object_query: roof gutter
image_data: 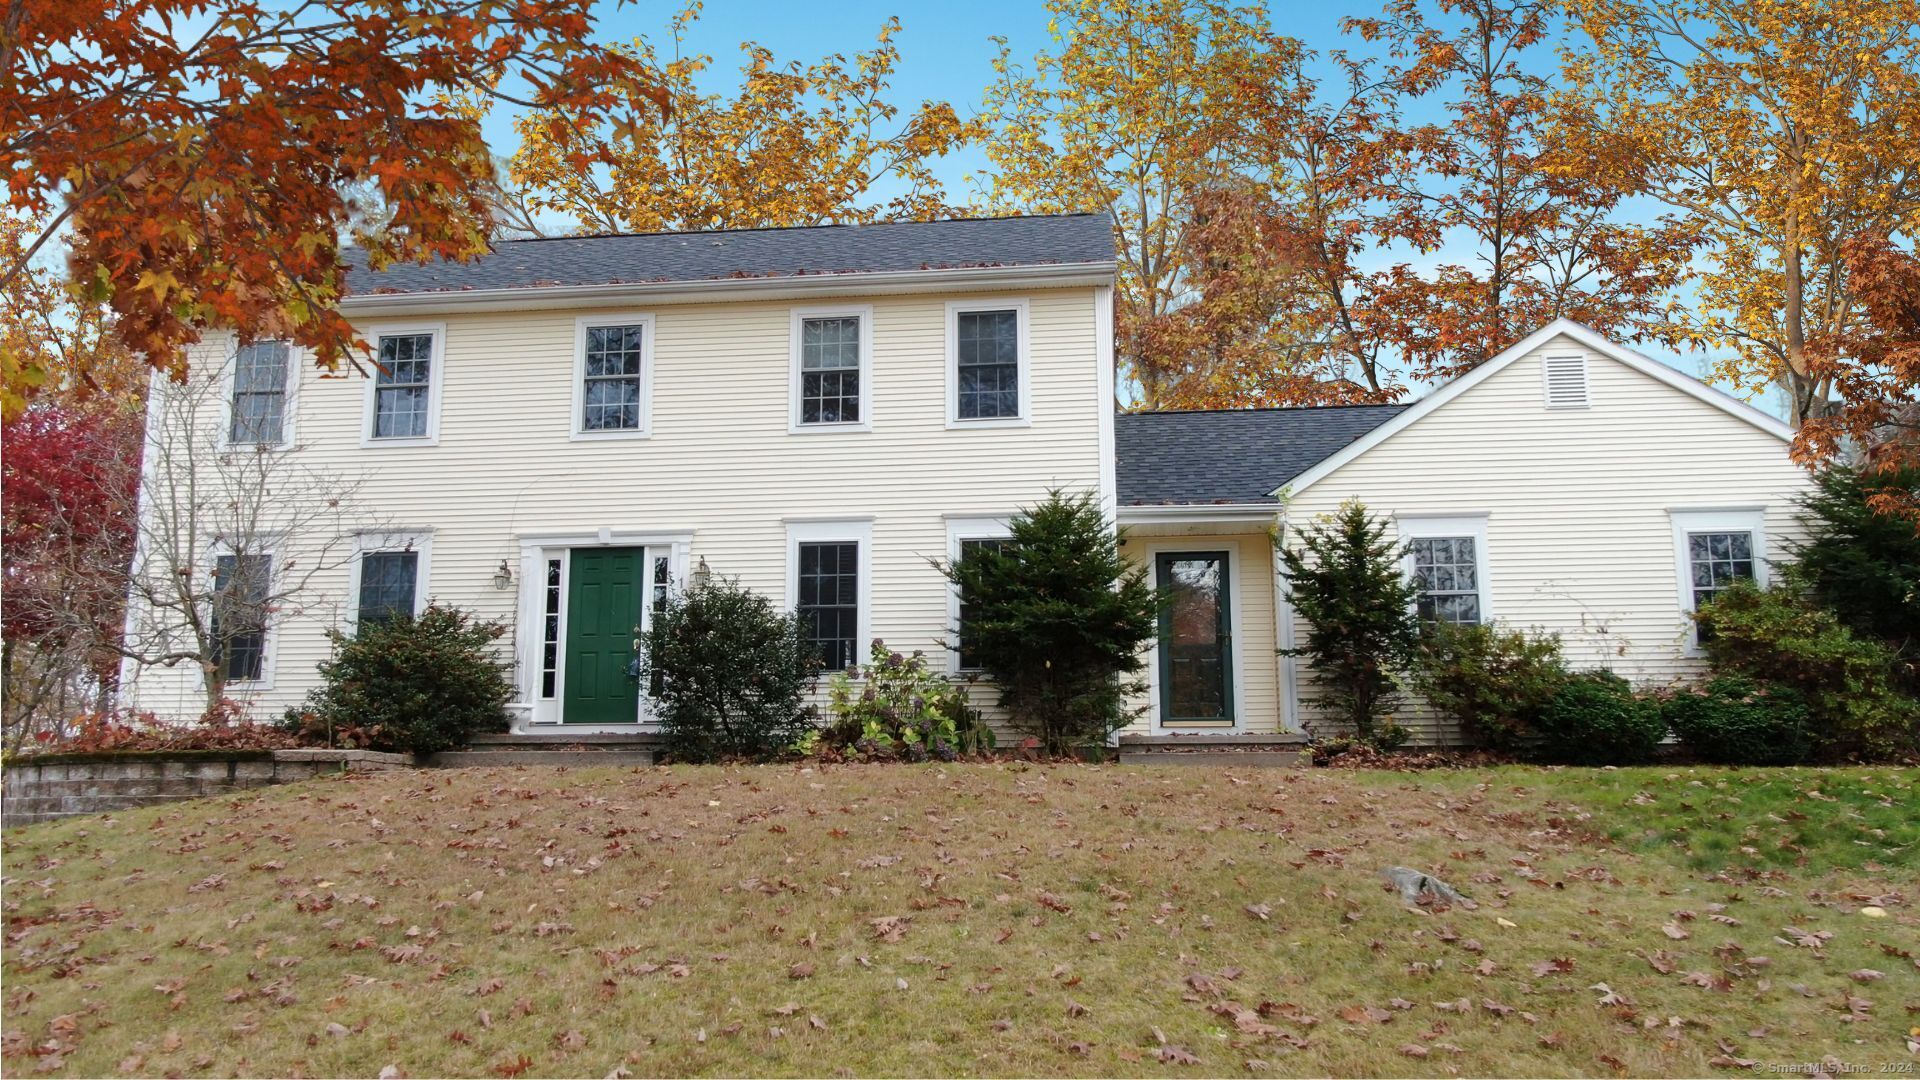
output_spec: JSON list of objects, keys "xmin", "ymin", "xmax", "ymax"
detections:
[
  {"xmin": 1116, "ymin": 502, "xmax": 1280, "ymax": 525},
  {"xmin": 338, "ymin": 261, "xmax": 1119, "ymax": 316}
]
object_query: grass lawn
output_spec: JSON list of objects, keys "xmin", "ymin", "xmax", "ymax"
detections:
[{"xmin": 3, "ymin": 763, "xmax": 1915, "ymax": 1077}]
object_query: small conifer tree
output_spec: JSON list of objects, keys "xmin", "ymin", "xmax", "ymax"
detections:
[
  {"xmin": 1280, "ymin": 499, "xmax": 1420, "ymax": 746},
  {"xmin": 941, "ymin": 490, "xmax": 1160, "ymax": 754}
]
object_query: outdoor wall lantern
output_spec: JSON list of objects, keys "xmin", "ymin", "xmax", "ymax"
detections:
[
  {"xmin": 692, "ymin": 556, "xmax": 712, "ymax": 588},
  {"xmin": 492, "ymin": 560, "xmax": 514, "ymax": 591}
]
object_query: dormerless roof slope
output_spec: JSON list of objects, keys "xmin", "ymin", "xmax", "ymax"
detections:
[
  {"xmin": 1115, "ymin": 405, "xmax": 1409, "ymax": 506},
  {"xmin": 344, "ymin": 213, "xmax": 1116, "ymax": 296}
]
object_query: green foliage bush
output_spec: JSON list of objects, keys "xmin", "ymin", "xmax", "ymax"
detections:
[
  {"xmin": 940, "ymin": 490, "xmax": 1160, "ymax": 754},
  {"xmin": 1279, "ymin": 499, "xmax": 1421, "ymax": 748},
  {"xmin": 297, "ymin": 605, "xmax": 512, "ymax": 755},
  {"xmin": 824, "ymin": 641, "xmax": 994, "ymax": 761},
  {"xmin": 1789, "ymin": 465, "xmax": 1920, "ymax": 694},
  {"xmin": 1533, "ymin": 669, "xmax": 1664, "ymax": 765},
  {"xmin": 1413, "ymin": 622, "xmax": 1569, "ymax": 749},
  {"xmin": 1663, "ymin": 676, "xmax": 1814, "ymax": 765},
  {"xmin": 1696, "ymin": 581, "xmax": 1917, "ymax": 760},
  {"xmin": 640, "ymin": 576, "xmax": 819, "ymax": 762}
]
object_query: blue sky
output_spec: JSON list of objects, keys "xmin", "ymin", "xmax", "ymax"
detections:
[{"xmin": 488, "ymin": 1, "xmax": 1766, "ymax": 408}]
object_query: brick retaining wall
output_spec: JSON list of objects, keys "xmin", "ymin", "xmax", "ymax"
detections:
[{"xmin": 2, "ymin": 749, "xmax": 414, "ymax": 826}]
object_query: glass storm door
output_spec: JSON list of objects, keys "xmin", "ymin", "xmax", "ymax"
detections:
[
  {"xmin": 563, "ymin": 547, "xmax": 647, "ymax": 724},
  {"xmin": 1156, "ymin": 551, "xmax": 1233, "ymax": 725}
]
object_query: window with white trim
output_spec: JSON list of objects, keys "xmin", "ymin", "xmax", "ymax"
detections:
[
  {"xmin": 956, "ymin": 310, "xmax": 1019, "ymax": 419},
  {"xmin": 947, "ymin": 301, "xmax": 1029, "ymax": 425},
  {"xmin": 1686, "ymin": 531, "xmax": 1755, "ymax": 611},
  {"xmin": 955, "ymin": 537, "xmax": 1006, "ymax": 669},
  {"xmin": 229, "ymin": 341, "xmax": 290, "ymax": 445},
  {"xmin": 788, "ymin": 520, "xmax": 871, "ymax": 673},
  {"xmin": 1398, "ymin": 515, "xmax": 1492, "ymax": 626},
  {"xmin": 1409, "ymin": 537, "xmax": 1482, "ymax": 625},
  {"xmin": 797, "ymin": 542, "xmax": 859, "ymax": 670},
  {"xmin": 356, "ymin": 551, "xmax": 419, "ymax": 627},
  {"xmin": 540, "ymin": 557, "xmax": 563, "ymax": 699},
  {"xmin": 1669, "ymin": 509, "xmax": 1767, "ymax": 647},
  {"xmin": 581, "ymin": 323, "xmax": 646, "ymax": 432},
  {"xmin": 797, "ymin": 314, "xmax": 863, "ymax": 426},
  {"xmin": 371, "ymin": 332, "xmax": 435, "ymax": 440},
  {"xmin": 571, "ymin": 314, "xmax": 653, "ymax": 438},
  {"xmin": 211, "ymin": 552, "xmax": 271, "ymax": 683}
]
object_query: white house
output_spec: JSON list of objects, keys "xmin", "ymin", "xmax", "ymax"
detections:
[
  {"xmin": 1113, "ymin": 320, "xmax": 1811, "ymax": 742},
  {"xmin": 117, "ymin": 215, "xmax": 1813, "ymax": 744}
]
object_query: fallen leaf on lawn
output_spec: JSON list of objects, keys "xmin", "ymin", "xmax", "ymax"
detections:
[
  {"xmin": 1661, "ymin": 923, "xmax": 1690, "ymax": 940},
  {"xmin": 1847, "ymin": 969, "xmax": 1884, "ymax": 982},
  {"xmin": 1399, "ymin": 1044, "xmax": 1429, "ymax": 1058},
  {"xmin": 788, "ymin": 963, "xmax": 815, "ymax": 980},
  {"xmin": 1531, "ymin": 958, "xmax": 1575, "ymax": 977},
  {"xmin": 869, "ymin": 916, "xmax": 910, "ymax": 943},
  {"xmin": 1337, "ymin": 1004, "xmax": 1393, "ymax": 1025},
  {"xmin": 1245, "ymin": 903, "xmax": 1273, "ymax": 921},
  {"xmin": 1494, "ymin": 917, "xmax": 1517, "ymax": 928},
  {"xmin": 1156, "ymin": 1045, "xmax": 1202, "ymax": 1065}
]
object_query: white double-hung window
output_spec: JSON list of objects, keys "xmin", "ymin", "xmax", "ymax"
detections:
[
  {"xmin": 362, "ymin": 324, "xmax": 444, "ymax": 446},
  {"xmin": 1399, "ymin": 515, "xmax": 1492, "ymax": 626},
  {"xmin": 1670, "ymin": 508, "xmax": 1766, "ymax": 647},
  {"xmin": 790, "ymin": 306, "xmax": 873, "ymax": 432}
]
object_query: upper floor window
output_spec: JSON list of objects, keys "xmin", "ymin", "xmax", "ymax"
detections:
[
  {"xmin": 229, "ymin": 341, "xmax": 290, "ymax": 445},
  {"xmin": 583, "ymin": 325, "xmax": 645, "ymax": 431},
  {"xmin": 211, "ymin": 552, "xmax": 271, "ymax": 683},
  {"xmin": 573, "ymin": 314, "xmax": 653, "ymax": 439},
  {"xmin": 365, "ymin": 326, "xmax": 443, "ymax": 445},
  {"xmin": 1409, "ymin": 537, "xmax": 1481, "ymax": 625},
  {"xmin": 792, "ymin": 309, "xmax": 870, "ymax": 430},
  {"xmin": 947, "ymin": 300, "xmax": 1029, "ymax": 426}
]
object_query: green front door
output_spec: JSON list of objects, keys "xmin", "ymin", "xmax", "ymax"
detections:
[
  {"xmin": 563, "ymin": 547, "xmax": 647, "ymax": 724},
  {"xmin": 1156, "ymin": 550, "xmax": 1234, "ymax": 726}
]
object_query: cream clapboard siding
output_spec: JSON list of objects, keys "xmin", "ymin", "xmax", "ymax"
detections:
[
  {"xmin": 1116, "ymin": 528, "xmax": 1281, "ymax": 735},
  {"xmin": 1281, "ymin": 333, "xmax": 1812, "ymax": 743},
  {"xmin": 121, "ymin": 286, "xmax": 1108, "ymax": 722}
]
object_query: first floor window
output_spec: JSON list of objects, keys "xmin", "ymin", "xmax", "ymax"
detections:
[
  {"xmin": 211, "ymin": 553, "xmax": 270, "ymax": 682},
  {"xmin": 582, "ymin": 323, "xmax": 645, "ymax": 431},
  {"xmin": 1687, "ymin": 531, "xmax": 1755, "ymax": 612},
  {"xmin": 956, "ymin": 537, "xmax": 1005, "ymax": 670},
  {"xmin": 373, "ymin": 332, "xmax": 434, "ymax": 439},
  {"xmin": 357, "ymin": 551, "xmax": 419, "ymax": 627},
  {"xmin": 230, "ymin": 340, "xmax": 289, "ymax": 444},
  {"xmin": 1409, "ymin": 536, "xmax": 1481, "ymax": 625},
  {"xmin": 797, "ymin": 541, "xmax": 859, "ymax": 670},
  {"xmin": 955, "ymin": 308, "xmax": 1020, "ymax": 420},
  {"xmin": 799, "ymin": 315, "xmax": 862, "ymax": 425}
]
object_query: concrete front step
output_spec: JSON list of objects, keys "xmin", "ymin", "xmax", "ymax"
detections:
[
  {"xmin": 1118, "ymin": 749, "xmax": 1307, "ymax": 767},
  {"xmin": 469, "ymin": 732, "xmax": 665, "ymax": 748},
  {"xmin": 426, "ymin": 750, "xmax": 656, "ymax": 769}
]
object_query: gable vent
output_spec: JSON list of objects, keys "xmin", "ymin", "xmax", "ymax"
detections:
[{"xmin": 1542, "ymin": 354, "xmax": 1590, "ymax": 409}]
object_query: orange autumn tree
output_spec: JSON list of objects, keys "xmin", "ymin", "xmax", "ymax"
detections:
[
  {"xmin": 1348, "ymin": 0, "xmax": 1696, "ymax": 383},
  {"xmin": 1801, "ymin": 236, "xmax": 1920, "ymax": 521},
  {"xmin": 2, "ymin": 0, "xmax": 666, "ymax": 413},
  {"xmin": 1561, "ymin": 0, "xmax": 1920, "ymax": 427},
  {"xmin": 509, "ymin": 5, "xmax": 974, "ymax": 233},
  {"xmin": 978, "ymin": 0, "xmax": 1328, "ymax": 409}
]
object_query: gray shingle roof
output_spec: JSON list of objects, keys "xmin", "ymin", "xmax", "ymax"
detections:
[
  {"xmin": 344, "ymin": 213, "xmax": 1115, "ymax": 296},
  {"xmin": 1115, "ymin": 405, "xmax": 1409, "ymax": 505}
]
